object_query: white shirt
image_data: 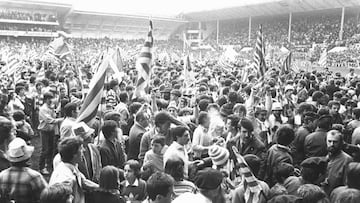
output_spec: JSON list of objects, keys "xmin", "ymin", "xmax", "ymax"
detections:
[
  {"xmin": 173, "ymin": 192, "xmax": 211, "ymax": 203},
  {"xmin": 164, "ymin": 141, "xmax": 189, "ymax": 177}
]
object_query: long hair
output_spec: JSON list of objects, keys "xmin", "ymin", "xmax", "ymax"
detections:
[{"xmin": 99, "ymin": 166, "xmax": 120, "ymax": 190}]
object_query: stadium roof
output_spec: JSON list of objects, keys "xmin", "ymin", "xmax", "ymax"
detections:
[
  {"xmin": 0, "ymin": 0, "xmax": 72, "ymax": 15},
  {"xmin": 184, "ymin": 0, "xmax": 360, "ymax": 21}
]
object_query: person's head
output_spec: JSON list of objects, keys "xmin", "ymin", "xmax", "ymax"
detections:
[
  {"xmin": 353, "ymin": 108, "xmax": 360, "ymax": 120},
  {"xmin": 63, "ymin": 102, "xmax": 78, "ymax": 118},
  {"xmin": 233, "ymin": 104, "xmax": 246, "ymax": 119},
  {"xmin": 15, "ymin": 85, "xmax": 25, "ymax": 96},
  {"xmin": 317, "ymin": 115, "xmax": 332, "ymax": 130},
  {"xmin": 171, "ymin": 126, "xmax": 190, "ymax": 146},
  {"xmin": 346, "ymin": 162, "xmax": 360, "ymax": 190},
  {"xmin": 198, "ymin": 111, "xmax": 210, "ymax": 129},
  {"xmin": 147, "ymin": 172, "xmax": 174, "ymax": 203},
  {"xmin": 124, "ymin": 160, "xmax": 141, "ymax": 181},
  {"xmin": 154, "ymin": 112, "xmax": 173, "ymax": 133},
  {"xmin": 255, "ymin": 109, "xmax": 267, "ymax": 122},
  {"xmin": 135, "ymin": 110, "xmax": 150, "ymax": 128},
  {"xmin": 328, "ymin": 100, "xmax": 340, "ymax": 114},
  {"xmin": 119, "ymin": 92, "xmax": 128, "ymax": 103},
  {"xmin": 12, "ymin": 110, "xmax": 25, "ymax": 121},
  {"xmin": 300, "ymin": 157, "xmax": 328, "ymax": 184},
  {"xmin": 43, "ymin": 92, "xmax": 54, "ymax": 105},
  {"xmin": 40, "ymin": 183, "xmax": 73, "ymax": 203},
  {"xmin": 0, "ymin": 116, "xmax": 15, "ymax": 144},
  {"xmin": 58, "ymin": 136, "xmax": 83, "ymax": 164},
  {"xmin": 109, "ymin": 79, "xmax": 119, "ymax": 91},
  {"xmin": 101, "ymin": 120, "xmax": 118, "ymax": 141},
  {"xmin": 208, "ymin": 145, "xmax": 229, "ymax": 167},
  {"xmin": 99, "ymin": 165, "xmax": 120, "ymax": 190},
  {"xmin": 237, "ymin": 118, "xmax": 254, "ymax": 144},
  {"xmin": 297, "ymin": 184, "xmax": 329, "ymax": 203},
  {"xmin": 274, "ymin": 162, "xmax": 295, "ymax": 184},
  {"xmin": 194, "ymin": 168, "xmax": 225, "ymax": 203},
  {"xmin": 164, "ymin": 158, "xmax": 185, "ymax": 181},
  {"xmin": 226, "ymin": 114, "xmax": 240, "ymax": 133},
  {"xmin": 326, "ymin": 129, "xmax": 343, "ymax": 156},
  {"xmin": 151, "ymin": 136, "xmax": 165, "ymax": 154},
  {"xmin": 275, "ymin": 125, "xmax": 295, "ymax": 146},
  {"xmin": 333, "ymin": 188, "xmax": 360, "ymax": 203}
]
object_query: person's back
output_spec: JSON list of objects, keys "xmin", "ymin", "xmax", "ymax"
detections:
[
  {"xmin": 0, "ymin": 166, "xmax": 47, "ymax": 203},
  {"xmin": 304, "ymin": 129, "xmax": 328, "ymax": 158},
  {"xmin": 88, "ymin": 189, "xmax": 125, "ymax": 203}
]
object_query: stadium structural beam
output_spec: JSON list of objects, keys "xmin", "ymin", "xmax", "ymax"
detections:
[
  {"xmin": 339, "ymin": 7, "xmax": 345, "ymax": 41},
  {"xmin": 248, "ymin": 16, "xmax": 251, "ymax": 43},
  {"xmin": 288, "ymin": 12, "xmax": 292, "ymax": 43},
  {"xmin": 216, "ymin": 19, "xmax": 219, "ymax": 45}
]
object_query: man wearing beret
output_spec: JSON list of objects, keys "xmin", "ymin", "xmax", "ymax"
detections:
[{"xmin": 172, "ymin": 168, "xmax": 226, "ymax": 203}]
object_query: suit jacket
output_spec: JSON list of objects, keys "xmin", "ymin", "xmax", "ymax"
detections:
[
  {"xmin": 128, "ymin": 122, "xmax": 147, "ymax": 160},
  {"xmin": 99, "ymin": 139, "xmax": 126, "ymax": 169}
]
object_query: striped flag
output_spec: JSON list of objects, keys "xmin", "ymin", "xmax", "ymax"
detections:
[
  {"xmin": 48, "ymin": 36, "xmax": 71, "ymax": 60},
  {"xmin": 76, "ymin": 55, "xmax": 109, "ymax": 124},
  {"xmin": 281, "ymin": 52, "xmax": 292, "ymax": 73},
  {"xmin": 253, "ymin": 24, "xmax": 266, "ymax": 78},
  {"xmin": 232, "ymin": 146, "xmax": 263, "ymax": 203},
  {"xmin": 319, "ymin": 48, "xmax": 327, "ymax": 67},
  {"xmin": 133, "ymin": 20, "xmax": 153, "ymax": 99},
  {"xmin": 2, "ymin": 55, "xmax": 22, "ymax": 75}
]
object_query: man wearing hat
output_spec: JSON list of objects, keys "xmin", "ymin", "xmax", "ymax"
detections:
[
  {"xmin": 173, "ymin": 168, "xmax": 225, "ymax": 203},
  {"xmin": 0, "ymin": 138, "xmax": 47, "ymax": 203}
]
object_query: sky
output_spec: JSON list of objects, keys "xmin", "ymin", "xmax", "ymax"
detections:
[{"xmin": 43, "ymin": 0, "xmax": 276, "ymax": 17}]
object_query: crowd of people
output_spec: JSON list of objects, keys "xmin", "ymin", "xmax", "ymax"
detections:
[
  {"xmin": 1, "ymin": 31, "xmax": 360, "ymax": 203},
  {"xmin": 0, "ymin": 8, "xmax": 358, "ymax": 203},
  {"xmin": 0, "ymin": 10, "xmax": 57, "ymax": 22},
  {"xmin": 207, "ymin": 12, "xmax": 360, "ymax": 47},
  {"xmin": 0, "ymin": 24, "xmax": 58, "ymax": 32}
]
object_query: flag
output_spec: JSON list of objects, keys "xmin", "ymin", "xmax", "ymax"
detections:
[
  {"xmin": 76, "ymin": 55, "xmax": 109, "ymax": 124},
  {"xmin": 231, "ymin": 146, "xmax": 263, "ymax": 203},
  {"xmin": 183, "ymin": 55, "xmax": 195, "ymax": 88},
  {"xmin": 108, "ymin": 47, "xmax": 124, "ymax": 80},
  {"xmin": 48, "ymin": 36, "xmax": 71, "ymax": 60},
  {"xmin": 319, "ymin": 48, "xmax": 327, "ymax": 67},
  {"xmin": 281, "ymin": 52, "xmax": 292, "ymax": 73},
  {"xmin": 2, "ymin": 55, "xmax": 21, "ymax": 75},
  {"xmin": 133, "ymin": 20, "xmax": 153, "ymax": 99},
  {"xmin": 254, "ymin": 24, "xmax": 266, "ymax": 78}
]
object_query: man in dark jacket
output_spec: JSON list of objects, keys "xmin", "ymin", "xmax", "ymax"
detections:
[
  {"xmin": 227, "ymin": 118, "xmax": 266, "ymax": 178},
  {"xmin": 99, "ymin": 120, "xmax": 126, "ymax": 169},
  {"xmin": 293, "ymin": 112, "xmax": 318, "ymax": 166},
  {"xmin": 265, "ymin": 125, "xmax": 295, "ymax": 187},
  {"xmin": 304, "ymin": 115, "xmax": 332, "ymax": 159},
  {"xmin": 128, "ymin": 111, "xmax": 150, "ymax": 160}
]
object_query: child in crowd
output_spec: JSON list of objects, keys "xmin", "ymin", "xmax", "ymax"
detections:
[
  {"xmin": 121, "ymin": 160, "xmax": 147, "ymax": 202},
  {"xmin": 143, "ymin": 135, "xmax": 168, "ymax": 172}
]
